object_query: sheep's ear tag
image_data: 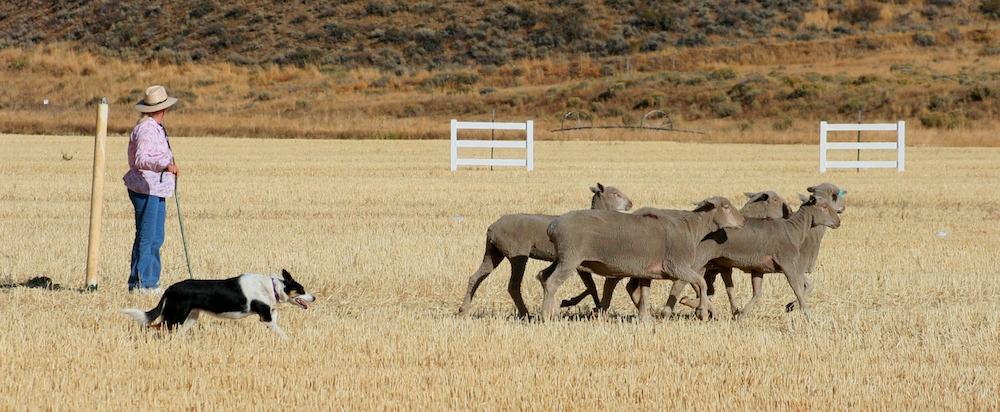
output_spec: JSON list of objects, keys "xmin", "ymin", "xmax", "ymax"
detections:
[{"xmin": 838, "ymin": 189, "xmax": 846, "ymax": 198}]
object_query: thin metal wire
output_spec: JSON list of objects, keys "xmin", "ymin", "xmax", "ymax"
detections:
[{"xmin": 174, "ymin": 177, "xmax": 194, "ymax": 279}]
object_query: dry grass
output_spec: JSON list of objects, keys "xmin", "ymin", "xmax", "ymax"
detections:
[{"xmin": 1, "ymin": 134, "xmax": 998, "ymax": 410}]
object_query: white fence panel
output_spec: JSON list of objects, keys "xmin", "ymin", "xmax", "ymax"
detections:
[
  {"xmin": 819, "ymin": 121, "xmax": 905, "ymax": 172},
  {"xmin": 451, "ymin": 119, "xmax": 534, "ymax": 171}
]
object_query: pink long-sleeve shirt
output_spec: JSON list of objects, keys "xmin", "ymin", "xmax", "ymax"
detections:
[{"xmin": 123, "ymin": 117, "xmax": 174, "ymax": 198}]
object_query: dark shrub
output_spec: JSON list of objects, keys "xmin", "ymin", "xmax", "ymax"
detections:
[
  {"xmin": 772, "ymin": 118, "xmax": 793, "ymax": 131},
  {"xmin": 402, "ymin": 104, "xmax": 424, "ymax": 117},
  {"xmin": 921, "ymin": 6, "xmax": 940, "ymax": 21},
  {"xmin": 189, "ymin": 0, "xmax": 218, "ymax": 19},
  {"xmin": 928, "ymin": 95, "xmax": 950, "ymax": 111},
  {"xmin": 413, "ymin": 28, "xmax": 442, "ymax": 53},
  {"xmin": 605, "ymin": 35, "xmax": 629, "ymax": 56},
  {"xmin": 640, "ymin": 32, "xmax": 670, "ymax": 52},
  {"xmin": 675, "ymin": 32, "xmax": 707, "ymax": 48},
  {"xmin": 713, "ymin": 100, "xmax": 742, "ymax": 118},
  {"xmin": 324, "ymin": 24, "xmax": 353, "ymax": 42},
  {"xmin": 968, "ymin": 84, "xmax": 994, "ymax": 101},
  {"xmin": 842, "ymin": 2, "xmax": 882, "ymax": 26},
  {"xmin": 913, "ymin": 32, "xmax": 937, "ymax": 47},
  {"xmin": 365, "ymin": 1, "xmax": 397, "ymax": 17}
]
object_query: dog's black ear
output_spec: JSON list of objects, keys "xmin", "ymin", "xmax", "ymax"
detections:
[{"xmin": 282, "ymin": 269, "xmax": 293, "ymax": 282}]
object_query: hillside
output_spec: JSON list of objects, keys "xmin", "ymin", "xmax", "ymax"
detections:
[
  {"xmin": 0, "ymin": 0, "xmax": 985, "ymax": 68},
  {"xmin": 2, "ymin": 0, "xmax": 1000, "ymax": 145}
]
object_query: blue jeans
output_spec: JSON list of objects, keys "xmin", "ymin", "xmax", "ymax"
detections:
[{"xmin": 128, "ymin": 190, "xmax": 166, "ymax": 290}]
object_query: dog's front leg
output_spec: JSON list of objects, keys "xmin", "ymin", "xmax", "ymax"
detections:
[
  {"xmin": 251, "ymin": 300, "xmax": 290, "ymax": 340},
  {"xmin": 264, "ymin": 313, "xmax": 292, "ymax": 340},
  {"xmin": 264, "ymin": 313, "xmax": 290, "ymax": 341}
]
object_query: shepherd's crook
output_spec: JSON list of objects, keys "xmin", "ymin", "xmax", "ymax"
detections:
[{"xmin": 175, "ymin": 177, "xmax": 194, "ymax": 279}]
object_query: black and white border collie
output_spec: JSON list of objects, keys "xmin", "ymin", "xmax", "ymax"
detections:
[{"xmin": 122, "ymin": 269, "xmax": 315, "ymax": 340}]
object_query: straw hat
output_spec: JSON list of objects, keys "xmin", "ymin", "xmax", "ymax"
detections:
[{"xmin": 134, "ymin": 85, "xmax": 179, "ymax": 113}]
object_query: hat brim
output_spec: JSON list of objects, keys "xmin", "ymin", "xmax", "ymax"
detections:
[{"xmin": 135, "ymin": 97, "xmax": 178, "ymax": 113}]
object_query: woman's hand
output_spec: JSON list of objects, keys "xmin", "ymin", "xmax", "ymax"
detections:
[{"xmin": 165, "ymin": 163, "xmax": 179, "ymax": 176}]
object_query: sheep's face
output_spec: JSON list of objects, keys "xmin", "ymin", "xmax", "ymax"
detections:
[
  {"xmin": 742, "ymin": 191, "xmax": 791, "ymax": 219},
  {"xmin": 809, "ymin": 196, "xmax": 842, "ymax": 229},
  {"xmin": 808, "ymin": 183, "xmax": 847, "ymax": 214},
  {"xmin": 698, "ymin": 197, "xmax": 746, "ymax": 230},
  {"xmin": 592, "ymin": 183, "xmax": 633, "ymax": 211}
]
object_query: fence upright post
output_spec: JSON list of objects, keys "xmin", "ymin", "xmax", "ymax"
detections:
[
  {"xmin": 450, "ymin": 119, "xmax": 458, "ymax": 171},
  {"xmin": 526, "ymin": 120, "xmax": 534, "ymax": 171},
  {"xmin": 897, "ymin": 121, "xmax": 905, "ymax": 171},
  {"xmin": 819, "ymin": 121, "xmax": 828, "ymax": 173}
]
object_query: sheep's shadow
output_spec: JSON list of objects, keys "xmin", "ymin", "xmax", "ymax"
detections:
[{"xmin": 462, "ymin": 307, "xmax": 712, "ymax": 324}]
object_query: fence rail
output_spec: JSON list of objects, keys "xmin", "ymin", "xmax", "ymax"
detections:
[
  {"xmin": 819, "ymin": 121, "xmax": 904, "ymax": 172},
  {"xmin": 450, "ymin": 119, "xmax": 533, "ymax": 171}
]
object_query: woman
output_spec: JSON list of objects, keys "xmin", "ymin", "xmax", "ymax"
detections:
[{"xmin": 123, "ymin": 85, "xmax": 180, "ymax": 294}]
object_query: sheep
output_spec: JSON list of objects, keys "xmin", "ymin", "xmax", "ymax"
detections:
[
  {"xmin": 660, "ymin": 190, "xmax": 791, "ymax": 312},
  {"xmin": 702, "ymin": 191, "xmax": 791, "ymax": 296},
  {"xmin": 784, "ymin": 183, "xmax": 847, "ymax": 311},
  {"xmin": 562, "ymin": 191, "xmax": 789, "ymax": 313},
  {"xmin": 801, "ymin": 183, "xmax": 847, "ymax": 273},
  {"xmin": 670, "ymin": 183, "xmax": 847, "ymax": 316},
  {"xmin": 537, "ymin": 197, "xmax": 746, "ymax": 322},
  {"xmin": 669, "ymin": 193, "xmax": 842, "ymax": 320},
  {"xmin": 457, "ymin": 183, "xmax": 633, "ymax": 317},
  {"xmin": 557, "ymin": 205, "xmax": 687, "ymax": 310},
  {"xmin": 740, "ymin": 191, "xmax": 793, "ymax": 221}
]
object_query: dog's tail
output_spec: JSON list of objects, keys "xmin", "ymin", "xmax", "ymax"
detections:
[{"xmin": 122, "ymin": 296, "xmax": 167, "ymax": 325}]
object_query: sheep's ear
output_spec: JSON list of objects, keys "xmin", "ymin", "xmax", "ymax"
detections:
[
  {"xmin": 807, "ymin": 186, "xmax": 817, "ymax": 193},
  {"xmin": 797, "ymin": 193, "xmax": 811, "ymax": 204},
  {"xmin": 744, "ymin": 191, "xmax": 757, "ymax": 199},
  {"xmin": 782, "ymin": 202, "xmax": 792, "ymax": 218},
  {"xmin": 693, "ymin": 198, "xmax": 717, "ymax": 212}
]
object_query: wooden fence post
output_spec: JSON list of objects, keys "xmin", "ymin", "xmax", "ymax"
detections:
[{"xmin": 85, "ymin": 98, "xmax": 108, "ymax": 291}]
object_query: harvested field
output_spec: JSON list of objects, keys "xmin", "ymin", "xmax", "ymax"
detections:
[{"xmin": 1, "ymin": 134, "xmax": 998, "ymax": 410}]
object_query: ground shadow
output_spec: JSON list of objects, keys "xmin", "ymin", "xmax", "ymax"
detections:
[{"xmin": 0, "ymin": 276, "xmax": 85, "ymax": 292}]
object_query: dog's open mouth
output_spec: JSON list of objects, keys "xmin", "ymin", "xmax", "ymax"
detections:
[{"xmin": 294, "ymin": 298, "xmax": 309, "ymax": 309}]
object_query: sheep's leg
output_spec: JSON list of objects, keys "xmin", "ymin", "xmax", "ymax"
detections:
[
  {"xmin": 737, "ymin": 272, "xmax": 765, "ymax": 320},
  {"xmin": 685, "ymin": 267, "xmax": 739, "ymax": 318},
  {"xmin": 785, "ymin": 274, "xmax": 813, "ymax": 312},
  {"xmin": 668, "ymin": 263, "xmax": 710, "ymax": 320},
  {"xmin": 598, "ymin": 277, "xmax": 622, "ymax": 312},
  {"xmin": 661, "ymin": 279, "xmax": 688, "ymax": 317},
  {"xmin": 684, "ymin": 267, "xmax": 721, "ymax": 319},
  {"xmin": 718, "ymin": 268, "xmax": 740, "ymax": 319},
  {"xmin": 458, "ymin": 244, "xmax": 505, "ymax": 316},
  {"xmin": 636, "ymin": 279, "xmax": 652, "ymax": 323},
  {"xmin": 689, "ymin": 281, "xmax": 718, "ymax": 319},
  {"xmin": 536, "ymin": 261, "xmax": 557, "ymax": 282},
  {"xmin": 625, "ymin": 278, "xmax": 640, "ymax": 307},
  {"xmin": 784, "ymin": 271, "xmax": 813, "ymax": 321},
  {"xmin": 507, "ymin": 256, "xmax": 531, "ymax": 317},
  {"xmin": 560, "ymin": 270, "xmax": 600, "ymax": 308},
  {"xmin": 704, "ymin": 269, "xmax": 718, "ymax": 297},
  {"xmin": 539, "ymin": 261, "xmax": 577, "ymax": 321},
  {"xmin": 677, "ymin": 266, "xmax": 720, "ymax": 309}
]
